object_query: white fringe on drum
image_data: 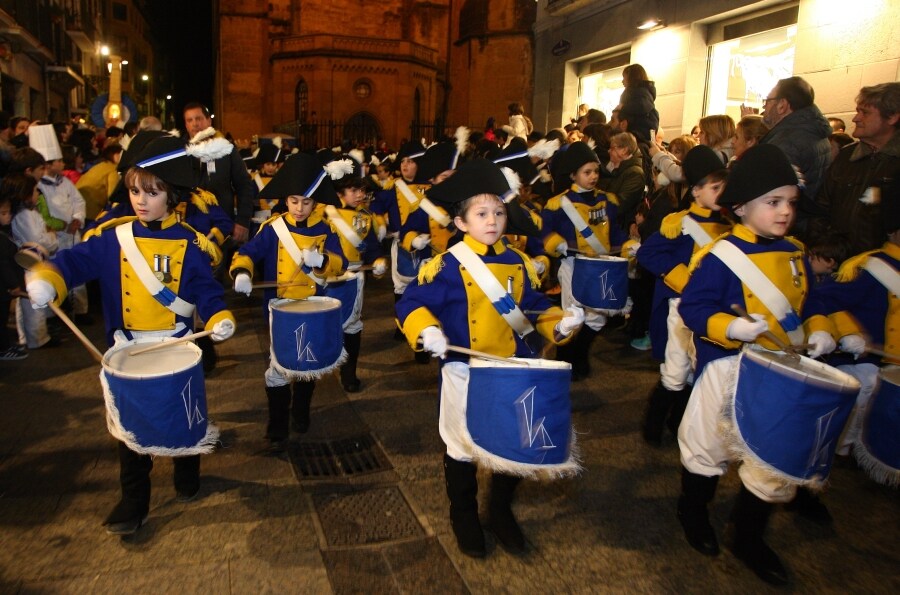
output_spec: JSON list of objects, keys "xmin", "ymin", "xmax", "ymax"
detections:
[
  {"xmin": 269, "ymin": 346, "xmax": 348, "ymax": 381},
  {"xmin": 100, "ymin": 372, "xmax": 220, "ymax": 457},
  {"xmin": 718, "ymin": 354, "xmax": 829, "ymax": 490},
  {"xmin": 468, "ymin": 433, "xmax": 583, "ymax": 481},
  {"xmin": 853, "ymin": 442, "xmax": 900, "ymax": 487}
]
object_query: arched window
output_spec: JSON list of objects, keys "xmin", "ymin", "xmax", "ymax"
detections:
[{"xmin": 295, "ymin": 79, "xmax": 309, "ymax": 122}]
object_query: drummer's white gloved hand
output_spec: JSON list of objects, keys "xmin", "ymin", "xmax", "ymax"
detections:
[
  {"xmin": 376, "ymin": 224, "xmax": 387, "ymax": 241},
  {"xmin": 531, "ymin": 258, "xmax": 546, "ymax": 275},
  {"xmin": 25, "ymin": 278, "xmax": 55, "ymax": 309},
  {"xmin": 301, "ymin": 248, "xmax": 325, "ymax": 269},
  {"xmin": 839, "ymin": 334, "xmax": 866, "ymax": 356},
  {"xmin": 233, "ymin": 273, "xmax": 252, "ymax": 296},
  {"xmin": 726, "ymin": 313, "xmax": 768, "ymax": 342},
  {"xmin": 411, "ymin": 234, "xmax": 431, "ymax": 250},
  {"xmin": 420, "ymin": 325, "xmax": 448, "ymax": 358},
  {"xmin": 807, "ymin": 330, "xmax": 837, "ymax": 358},
  {"xmin": 371, "ymin": 258, "xmax": 387, "ymax": 277},
  {"xmin": 210, "ymin": 319, "xmax": 235, "ymax": 342},
  {"xmin": 556, "ymin": 306, "xmax": 585, "ymax": 337},
  {"xmin": 555, "ymin": 241, "xmax": 568, "ymax": 257}
]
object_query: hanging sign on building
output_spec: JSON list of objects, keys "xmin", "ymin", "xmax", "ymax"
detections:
[{"xmin": 552, "ymin": 40, "xmax": 571, "ymax": 56}]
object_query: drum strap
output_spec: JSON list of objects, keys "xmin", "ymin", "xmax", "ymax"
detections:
[
  {"xmin": 324, "ymin": 205, "xmax": 364, "ymax": 249},
  {"xmin": 864, "ymin": 257, "xmax": 900, "ymax": 297},
  {"xmin": 396, "ymin": 180, "xmax": 451, "ymax": 227},
  {"xmin": 271, "ymin": 216, "xmax": 326, "ymax": 287},
  {"xmin": 710, "ymin": 240, "xmax": 805, "ymax": 345},
  {"xmin": 115, "ymin": 223, "xmax": 196, "ymax": 318},
  {"xmin": 448, "ymin": 242, "xmax": 535, "ymax": 338},
  {"xmin": 682, "ymin": 216, "xmax": 713, "ymax": 247},
  {"xmin": 560, "ymin": 196, "xmax": 607, "ymax": 255}
]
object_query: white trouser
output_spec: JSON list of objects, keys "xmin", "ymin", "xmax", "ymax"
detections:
[
  {"xmin": 678, "ymin": 355, "xmax": 797, "ymax": 503},
  {"xmin": 16, "ymin": 298, "xmax": 49, "ymax": 349},
  {"xmin": 558, "ymin": 257, "xmax": 607, "ymax": 332},
  {"xmin": 57, "ymin": 231, "xmax": 88, "ymax": 315},
  {"xmin": 440, "ymin": 362, "xmax": 476, "ymax": 462},
  {"xmin": 659, "ymin": 298, "xmax": 696, "ymax": 391},
  {"xmin": 341, "ymin": 271, "xmax": 365, "ymax": 335},
  {"xmin": 390, "ymin": 238, "xmax": 415, "ymax": 295},
  {"xmin": 835, "ymin": 363, "xmax": 880, "ymax": 456}
]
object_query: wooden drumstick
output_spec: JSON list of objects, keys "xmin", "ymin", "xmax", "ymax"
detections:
[
  {"xmin": 251, "ymin": 280, "xmax": 311, "ymax": 290},
  {"xmin": 128, "ymin": 330, "xmax": 215, "ymax": 356},
  {"xmin": 864, "ymin": 345, "xmax": 900, "ymax": 360},
  {"xmin": 47, "ymin": 302, "xmax": 104, "ymax": 363},
  {"xmin": 730, "ymin": 304, "xmax": 799, "ymax": 356},
  {"xmin": 446, "ymin": 344, "xmax": 539, "ymax": 365}
]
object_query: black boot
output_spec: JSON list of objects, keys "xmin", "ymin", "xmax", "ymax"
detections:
[
  {"xmin": 341, "ymin": 332, "xmax": 362, "ymax": 392},
  {"xmin": 173, "ymin": 455, "xmax": 201, "ymax": 502},
  {"xmin": 571, "ymin": 327, "xmax": 597, "ymax": 380},
  {"xmin": 443, "ymin": 454, "xmax": 485, "ymax": 557},
  {"xmin": 196, "ymin": 334, "xmax": 218, "ymax": 374},
  {"xmin": 784, "ymin": 486, "xmax": 833, "ymax": 525},
  {"xmin": 488, "ymin": 473, "xmax": 526, "ymax": 553},
  {"xmin": 665, "ymin": 386, "xmax": 692, "ymax": 436},
  {"xmin": 731, "ymin": 485, "xmax": 789, "ymax": 585},
  {"xmin": 104, "ymin": 442, "xmax": 152, "ymax": 535},
  {"xmin": 642, "ymin": 381, "xmax": 674, "ymax": 447},
  {"xmin": 393, "ymin": 294, "xmax": 405, "ymax": 341},
  {"xmin": 292, "ymin": 380, "xmax": 315, "ymax": 433},
  {"xmin": 676, "ymin": 467, "xmax": 720, "ymax": 556},
  {"xmin": 265, "ymin": 385, "xmax": 291, "ymax": 443}
]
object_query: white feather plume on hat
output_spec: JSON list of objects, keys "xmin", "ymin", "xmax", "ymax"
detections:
[
  {"xmin": 348, "ymin": 148, "xmax": 365, "ymax": 166},
  {"xmin": 272, "ymin": 136, "xmax": 283, "ymax": 149},
  {"xmin": 528, "ymin": 139, "xmax": 560, "ymax": 161},
  {"xmin": 324, "ymin": 158, "xmax": 355, "ymax": 180},
  {"xmin": 189, "ymin": 127, "xmax": 217, "ymax": 144},
  {"xmin": 167, "ymin": 128, "xmax": 181, "ymax": 138},
  {"xmin": 386, "ymin": 152, "xmax": 397, "ymax": 163},
  {"xmin": 500, "ymin": 166, "xmax": 521, "ymax": 203},
  {"xmin": 584, "ymin": 137, "xmax": 596, "ymax": 150},
  {"xmin": 186, "ymin": 136, "xmax": 233, "ymax": 163},
  {"xmin": 370, "ymin": 155, "xmax": 382, "ymax": 167},
  {"xmin": 455, "ymin": 126, "xmax": 469, "ymax": 158}
]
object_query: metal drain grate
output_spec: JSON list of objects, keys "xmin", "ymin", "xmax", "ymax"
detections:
[
  {"xmin": 313, "ymin": 486, "xmax": 426, "ymax": 546},
  {"xmin": 289, "ymin": 433, "xmax": 392, "ymax": 479}
]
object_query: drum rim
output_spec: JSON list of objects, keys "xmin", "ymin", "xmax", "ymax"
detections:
[
  {"xmin": 742, "ymin": 348, "xmax": 860, "ymax": 394},
  {"xmin": 469, "ymin": 356, "xmax": 572, "ymax": 370},
  {"xmin": 574, "ymin": 254, "xmax": 627, "ymax": 262},
  {"xmin": 270, "ymin": 295, "xmax": 342, "ymax": 312},
  {"xmin": 102, "ymin": 337, "xmax": 202, "ymax": 379}
]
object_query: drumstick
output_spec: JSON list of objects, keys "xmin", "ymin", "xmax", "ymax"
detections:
[
  {"xmin": 128, "ymin": 330, "xmax": 215, "ymax": 356},
  {"xmin": 47, "ymin": 301, "xmax": 104, "ymax": 363},
  {"xmin": 730, "ymin": 304, "xmax": 799, "ymax": 356},
  {"xmin": 446, "ymin": 344, "xmax": 534, "ymax": 365},
  {"xmin": 251, "ymin": 280, "xmax": 311, "ymax": 290},
  {"xmin": 864, "ymin": 345, "xmax": 900, "ymax": 360}
]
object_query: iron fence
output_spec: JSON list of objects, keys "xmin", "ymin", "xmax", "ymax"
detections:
[{"xmin": 273, "ymin": 119, "xmax": 462, "ymax": 152}]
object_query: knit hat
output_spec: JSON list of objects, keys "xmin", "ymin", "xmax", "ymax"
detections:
[
  {"xmin": 28, "ymin": 124, "xmax": 62, "ymax": 161},
  {"xmin": 554, "ymin": 141, "xmax": 599, "ymax": 177},
  {"xmin": 682, "ymin": 145, "xmax": 728, "ymax": 188},
  {"xmin": 258, "ymin": 152, "xmax": 338, "ymax": 206},
  {"xmin": 718, "ymin": 144, "xmax": 798, "ymax": 206}
]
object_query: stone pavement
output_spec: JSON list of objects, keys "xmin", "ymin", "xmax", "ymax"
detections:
[{"xmin": 0, "ymin": 276, "xmax": 898, "ymax": 594}]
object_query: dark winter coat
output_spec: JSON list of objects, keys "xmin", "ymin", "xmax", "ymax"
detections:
[{"xmin": 619, "ymin": 81, "xmax": 660, "ymax": 143}]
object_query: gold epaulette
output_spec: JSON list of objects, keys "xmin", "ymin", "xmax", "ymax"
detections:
[
  {"xmin": 417, "ymin": 252, "xmax": 445, "ymax": 284},
  {"xmin": 687, "ymin": 235, "xmax": 721, "ymax": 272},
  {"xmin": 180, "ymin": 221, "xmax": 223, "ymax": 266},
  {"xmin": 509, "ymin": 246, "xmax": 541, "ymax": 287},
  {"xmin": 190, "ymin": 189, "xmax": 219, "ymax": 213},
  {"xmin": 660, "ymin": 210, "xmax": 689, "ymax": 239},
  {"xmin": 604, "ymin": 191, "xmax": 619, "ymax": 206},
  {"xmin": 785, "ymin": 236, "xmax": 805, "ymax": 251},
  {"xmin": 258, "ymin": 212, "xmax": 283, "ymax": 230},
  {"xmin": 91, "ymin": 216, "xmax": 138, "ymax": 239},
  {"xmin": 836, "ymin": 249, "xmax": 880, "ymax": 282},
  {"xmin": 545, "ymin": 193, "xmax": 565, "ymax": 210}
]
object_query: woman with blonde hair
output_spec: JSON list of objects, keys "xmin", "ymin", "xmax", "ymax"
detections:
[
  {"xmin": 697, "ymin": 114, "xmax": 736, "ymax": 162},
  {"xmin": 732, "ymin": 115, "xmax": 769, "ymax": 160}
]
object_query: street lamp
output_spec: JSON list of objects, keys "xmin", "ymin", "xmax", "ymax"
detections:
[{"xmin": 141, "ymin": 74, "xmax": 149, "ymax": 82}]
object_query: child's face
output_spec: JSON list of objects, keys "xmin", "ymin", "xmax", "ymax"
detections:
[
  {"xmin": 260, "ymin": 162, "xmax": 278, "ymax": 176},
  {"xmin": 570, "ymin": 161, "xmax": 599, "ymax": 190},
  {"xmin": 454, "ymin": 194, "xmax": 506, "ymax": 246},
  {"xmin": 733, "ymin": 185, "xmax": 798, "ymax": 239},
  {"xmin": 26, "ymin": 164, "xmax": 47, "ymax": 182},
  {"xmin": 809, "ymin": 254, "xmax": 836, "ymax": 276},
  {"xmin": 692, "ymin": 179, "xmax": 725, "ymax": 211},
  {"xmin": 286, "ymin": 195, "xmax": 315, "ymax": 221},
  {"xmin": 25, "ymin": 186, "xmax": 39, "ymax": 209},
  {"xmin": 0, "ymin": 202, "xmax": 11, "ymax": 226},
  {"xmin": 400, "ymin": 157, "xmax": 417, "ymax": 181},
  {"xmin": 129, "ymin": 184, "xmax": 170, "ymax": 222},
  {"xmin": 376, "ymin": 165, "xmax": 390, "ymax": 180},
  {"xmin": 339, "ymin": 186, "xmax": 366, "ymax": 208},
  {"xmin": 47, "ymin": 159, "xmax": 65, "ymax": 176}
]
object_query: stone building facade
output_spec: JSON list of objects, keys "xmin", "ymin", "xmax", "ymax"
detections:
[{"xmin": 214, "ymin": 0, "xmax": 536, "ymax": 148}]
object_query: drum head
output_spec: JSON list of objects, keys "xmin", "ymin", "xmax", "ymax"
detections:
[
  {"xmin": 574, "ymin": 254, "xmax": 627, "ymax": 263},
  {"xmin": 271, "ymin": 296, "xmax": 341, "ymax": 313},
  {"xmin": 103, "ymin": 338, "xmax": 202, "ymax": 379},
  {"xmin": 469, "ymin": 356, "xmax": 571, "ymax": 371},
  {"xmin": 742, "ymin": 348, "xmax": 860, "ymax": 394}
]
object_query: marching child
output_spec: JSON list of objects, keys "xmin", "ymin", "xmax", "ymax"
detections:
[
  {"xmin": 25, "ymin": 134, "xmax": 236, "ymax": 536},
  {"xmin": 637, "ymin": 145, "xmax": 732, "ymax": 445},
  {"xmin": 675, "ymin": 144, "xmax": 837, "ymax": 585},
  {"xmin": 230, "ymin": 153, "xmax": 347, "ymax": 448},
  {"xmin": 396, "ymin": 159, "xmax": 584, "ymax": 558}
]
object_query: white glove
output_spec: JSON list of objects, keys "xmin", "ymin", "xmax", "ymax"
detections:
[
  {"xmin": 807, "ymin": 330, "xmax": 837, "ymax": 359},
  {"xmin": 211, "ymin": 319, "xmax": 235, "ymax": 342},
  {"xmin": 371, "ymin": 258, "xmax": 387, "ymax": 277},
  {"xmin": 26, "ymin": 279, "xmax": 55, "ymax": 309},
  {"xmin": 411, "ymin": 234, "xmax": 431, "ymax": 250},
  {"xmin": 420, "ymin": 325, "xmax": 448, "ymax": 358},
  {"xmin": 532, "ymin": 258, "xmax": 546, "ymax": 275},
  {"xmin": 626, "ymin": 242, "xmax": 641, "ymax": 257},
  {"xmin": 233, "ymin": 273, "xmax": 252, "ymax": 296},
  {"xmin": 556, "ymin": 306, "xmax": 585, "ymax": 337},
  {"xmin": 839, "ymin": 334, "xmax": 866, "ymax": 356},
  {"xmin": 726, "ymin": 313, "xmax": 768, "ymax": 342},
  {"xmin": 377, "ymin": 224, "xmax": 387, "ymax": 241},
  {"xmin": 556, "ymin": 241, "xmax": 568, "ymax": 257},
  {"xmin": 302, "ymin": 248, "xmax": 325, "ymax": 269}
]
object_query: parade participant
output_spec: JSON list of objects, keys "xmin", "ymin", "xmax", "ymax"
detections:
[
  {"xmin": 0, "ymin": 189, "xmax": 27, "ymax": 359},
  {"xmin": 320, "ymin": 158, "xmax": 387, "ymax": 392},
  {"xmin": 25, "ymin": 134, "xmax": 236, "ymax": 536},
  {"xmin": 637, "ymin": 145, "xmax": 732, "ymax": 446},
  {"xmin": 230, "ymin": 153, "xmax": 347, "ymax": 448},
  {"xmin": 249, "ymin": 139, "xmax": 288, "ymax": 222},
  {"xmin": 540, "ymin": 141, "xmax": 618, "ymax": 380},
  {"xmin": 370, "ymin": 155, "xmax": 395, "ymax": 191},
  {"xmin": 676, "ymin": 144, "xmax": 837, "ymax": 585},
  {"xmin": 396, "ymin": 158, "xmax": 584, "ymax": 558}
]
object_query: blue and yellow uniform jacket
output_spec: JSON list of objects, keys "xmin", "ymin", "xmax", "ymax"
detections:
[
  {"xmin": 819, "ymin": 242, "xmax": 900, "ymax": 366},
  {"xmin": 399, "ymin": 201, "xmax": 454, "ymax": 259},
  {"xmin": 229, "ymin": 210, "xmax": 347, "ymax": 306},
  {"xmin": 318, "ymin": 200, "xmax": 384, "ymax": 269},
  {"xmin": 637, "ymin": 203, "xmax": 732, "ymax": 360},
  {"xmin": 540, "ymin": 186, "xmax": 617, "ymax": 257},
  {"xmin": 395, "ymin": 235, "xmax": 572, "ymax": 364},
  {"xmin": 369, "ymin": 178, "xmax": 429, "ymax": 236},
  {"xmin": 32, "ymin": 213, "xmax": 233, "ymax": 347},
  {"xmin": 679, "ymin": 224, "xmax": 834, "ymax": 374}
]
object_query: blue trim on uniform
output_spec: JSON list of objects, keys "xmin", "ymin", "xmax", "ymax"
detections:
[
  {"xmin": 154, "ymin": 286, "xmax": 178, "ymax": 307},
  {"xmin": 493, "ymin": 293, "xmax": 517, "ymax": 315}
]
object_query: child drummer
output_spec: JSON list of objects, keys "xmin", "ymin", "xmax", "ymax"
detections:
[
  {"xmin": 25, "ymin": 134, "xmax": 237, "ymax": 536},
  {"xmin": 230, "ymin": 153, "xmax": 347, "ymax": 449},
  {"xmin": 676, "ymin": 144, "xmax": 837, "ymax": 585},
  {"xmin": 396, "ymin": 159, "xmax": 584, "ymax": 558}
]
